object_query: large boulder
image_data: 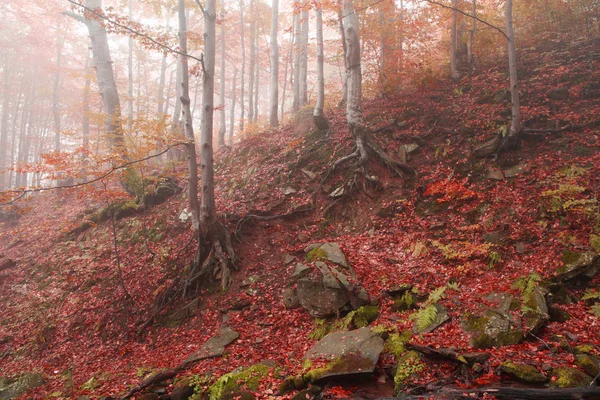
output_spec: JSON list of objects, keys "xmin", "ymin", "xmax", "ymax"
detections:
[
  {"xmin": 0, "ymin": 373, "xmax": 44, "ymax": 400},
  {"xmin": 499, "ymin": 361, "xmax": 547, "ymax": 383},
  {"xmin": 550, "ymin": 367, "xmax": 593, "ymax": 388},
  {"xmin": 303, "ymin": 327, "xmax": 384, "ymax": 382},
  {"xmin": 304, "ymin": 243, "xmax": 351, "ymax": 270},
  {"xmin": 553, "ymin": 251, "xmax": 600, "ymax": 284},
  {"xmin": 183, "ymin": 326, "xmax": 239, "ymax": 365},
  {"xmin": 143, "ymin": 176, "xmax": 182, "ymax": 207},
  {"xmin": 522, "ymin": 287, "xmax": 550, "ymax": 334}
]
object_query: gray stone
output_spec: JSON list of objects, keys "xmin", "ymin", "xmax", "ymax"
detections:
[
  {"xmin": 283, "ymin": 254, "xmax": 296, "ymax": 264},
  {"xmin": 240, "ymin": 275, "xmax": 261, "ymax": 288},
  {"xmin": 304, "ymin": 242, "xmax": 350, "ymax": 269},
  {"xmin": 183, "ymin": 326, "xmax": 239, "ymax": 364},
  {"xmin": 405, "ymin": 143, "xmax": 420, "ymax": 154},
  {"xmin": 504, "ymin": 163, "xmax": 527, "ymax": 178},
  {"xmin": 413, "ymin": 303, "xmax": 450, "ymax": 334},
  {"xmin": 296, "ymin": 278, "xmax": 349, "ymax": 317},
  {"xmin": 291, "ymin": 263, "xmax": 312, "ymax": 280},
  {"xmin": 283, "ymin": 288, "xmax": 300, "ymax": 309},
  {"xmin": 282, "ymin": 187, "xmax": 297, "ymax": 195},
  {"xmin": 488, "ymin": 170, "xmax": 504, "ymax": 181},
  {"xmin": 483, "ymin": 230, "xmax": 510, "ymax": 244},
  {"xmin": 523, "ymin": 287, "xmax": 550, "ymax": 334},
  {"xmin": 0, "ymin": 373, "xmax": 44, "ymax": 400},
  {"xmin": 303, "ymin": 327, "xmax": 384, "ymax": 381},
  {"xmin": 554, "ymin": 251, "xmax": 599, "ymax": 283},
  {"xmin": 499, "ymin": 361, "xmax": 548, "ymax": 383},
  {"xmin": 329, "ymin": 186, "xmax": 345, "ymax": 198},
  {"xmin": 463, "ymin": 307, "xmax": 524, "ymax": 349},
  {"xmin": 301, "ymin": 169, "xmax": 316, "ymax": 180}
]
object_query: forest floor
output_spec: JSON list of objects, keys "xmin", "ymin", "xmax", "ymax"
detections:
[{"xmin": 1, "ymin": 34, "xmax": 600, "ymax": 400}]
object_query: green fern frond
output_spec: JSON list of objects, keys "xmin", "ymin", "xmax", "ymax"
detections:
[
  {"xmin": 446, "ymin": 282, "xmax": 460, "ymax": 291},
  {"xmin": 590, "ymin": 304, "xmax": 600, "ymax": 317},
  {"xmin": 582, "ymin": 290, "xmax": 600, "ymax": 302},
  {"xmin": 410, "ymin": 305, "xmax": 438, "ymax": 332},
  {"xmin": 427, "ymin": 286, "xmax": 447, "ymax": 304}
]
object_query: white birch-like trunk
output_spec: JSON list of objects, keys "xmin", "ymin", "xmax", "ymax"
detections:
[
  {"xmin": 281, "ymin": 26, "xmax": 293, "ymax": 122},
  {"xmin": 83, "ymin": 52, "xmax": 91, "ymax": 158},
  {"xmin": 239, "ymin": 0, "xmax": 246, "ymax": 133},
  {"xmin": 468, "ymin": 0, "xmax": 476, "ymax": 69},
  {"xmin": 127, "ymin": 0, "xmax": 133, "ymax": 132},
  {"xmin": 338, "ymin": 7, "xmax": 348, "ymax": 107},
  {"xmin": 292, "ymin": 7, "xmax": 301, "ymax": 113},
  {"xmin": 505, "ymin": 0, "xmax": 521, "ymax": 137},
  {"xmin": 229, "ymin": 67, "xmax": 237, "ymax": 144},
  {"xmin": 299, "ymin": 8, "xmax": 309, "ymax": 107},
  {"xmin": 450, "ymin": 0, "xmax": 459, "ymax": 80},
  {"xmin": 178, "ymin": 0, "xmax": 200, "ymax": 231},
  {"xmin": 269, "ymin": 0, "xmax": 279, "ymax": 127},
  {"xmin": 248, "ymin": 0, "xmax": 255, "ymax": 122},
  {"xmin": 218, "ymin": 5, "xmax": 227, "ymax": 147},
  {"xmin": 313, "ymin": 1, "xmax": 325, "ymax": 121},
  {"xmin": 52, "ymin": 30, "xmax": 63, "ymax": 152}
]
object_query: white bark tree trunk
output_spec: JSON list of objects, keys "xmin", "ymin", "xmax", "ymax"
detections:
[
  {"xmin": 218, "ymin": 5, "xmax": 227, "ymax": 147},
  {"xmin": 313, "ymin": 0, "xmax": 327, "ymax": 128},
  {"xmin": 450, "ymin": 0, "xmax": 460, "ymax": 80},
  {"xmin": 127, "ymin": 0, "xmax": 134, "ymax": 132},
  {"xmin": 292, "ymin": 6, "xmax": 300, "ymax": 113},
  {"xmin": 248, "ymin": 0, "xmax": 255, "ymax": 122},
  {"xmin": 338, "ymin": 7, "xmax": 348, "ymax": 108},
  {"xmin": 83, "ymin": 51, "xmax": 91, "ymax": 159},
  {"xmin": 239, "ymin": 0, "xmax": 246, "ymax": 133},
  {"xmin": 178, "ymin": 0, "xmax": 200, "ymax": 231},
  {"xmin": 505, "ymin": 0, "xmax": 521, "ymax": 138},
  {"xmin": 52, "ymin": 30, "xmax": 64, "ymax": 152},
  {"xmin": 281, "ymin": 26, "xmax": 293, "ymax": 122},
  {"xmin": 468, "ymin": 0, "xmax": 476, "ymax": 70},
  {"xmin": 299, "ymin": 7, "xmax": 309, "ymax": 107},
  {"xmin": 229, "ymin": 67, "xmax": 237, "ymax": 144},
  {"xmin": 269, "ymin": 0, "xmax": 279, "ymax": 127}
]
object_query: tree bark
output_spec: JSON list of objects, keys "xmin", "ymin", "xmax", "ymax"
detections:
[
  {"xmin": 229, "ymin": 67, "xmax": 237, "ymax": 144},
  {"xmin": 254, "ymin": 31, "xmax": 259, "ymax": 121},
  {"xmin": 505, "ymin": 0, "xmax": 521, "ymax": 138},
  {"xmin": 178, "ymin": 0, "xmax": 200, "ymax": 231},
  {"xmin": 269, "ymin": 0, "xmax": 279, "ymax": 127},
  {"xmin": 248, "ymin": 0, "xmax": 255, "ymax": 122},
  {"xmin": 313, "ymin": 0, "xmax": 327, "ymax": 129},
  {"xmin": 127, "ymin": 0, "xmax": 134, "ymax": 133},
  {"xmin": 338, "ymin": 7, "xmax": 348, "ymax": 108},
  {"xmin": 53, "ymin": 29, "xmax": 64, "ymax": 152},
  {"xmin": 239, "ymin": 0, "xmax": 246, "ymax": 133},
  {"xmin": 81, "ymin": 0, "xmax": 128, "ymax": 160},
  {"xmin": 0, "ymin": 59, "xmax": 12, "ymax": 191},
  {"xmin": 467, "ymin": 0, "xmax": 476, "ymax": 70},
  {"xmin": 83, "ymin": 51, "xmax": 91, "ymax": 159},
  {"xmin": 292, "ymin": 5, "xmax": 301, "ymax": 113},
  {"xmin": 218, "ymin": 4, "xmax": 227, "ymax": 147},
  {"xmin": 299, "ymin": 6, "xmax": 309, "ymax": 107},
  {"xmin": 450, "ymin": 0, "xmax": 460, "ymax": 80},
  {"xmin": 281, "ymin": 26, "xmax": 293, "ymax": 122}
]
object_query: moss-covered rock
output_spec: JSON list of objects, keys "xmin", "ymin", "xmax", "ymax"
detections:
[
  {"xmin": 0, "ymin": 372, "xmax": 44, "ymax": 400},
  {"xmin": 554, "ymin": 251, "xmax": 599, "ymax": 283},
  {"xmin": 522, "ymin": 287, "xmax": 549, "ymax": 334},
  {"xmin": 575, "ymin": 353, "xmax": 599, "ymax": 377},
  {"xmin": 393, "ymin": 351, "xmax": 425, "ymax": 392},
  {"xmin": 462, "ymin": 310, "xmax": 523, "ymax": 349},
  {"xmin": 208, "ymin": 364, "xmax": 271, "ymax": 400},
  {"xmin": 550, "ymin": 367, "xmax": 593, "ymax": 388},
  {"xmin": 347, "ymin": 305, "xmax": 379, "ymax": 328},
  {"xmin": 384, "ymin": 330, "xmax": 412, "ymax": 359},
  {"xmin": 499, "ymin": 361, "xmax": 547, "ymax": 383}
]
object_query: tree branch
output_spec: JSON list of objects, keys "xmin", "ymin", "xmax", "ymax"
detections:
[
  {"xmin": 421, "ymin": 0, "xmax": 508, "ymax": 40},
  {"xmin": 194, "ymin": 0, "xmax": 206, "ymax": 16},
  {"xmin": 64, "ymin": 0, "xmax": 204, "ymax": 63},
  {"xmin": 61, "ymin": 10, "xmax": 85, "ymax": 23},
  {"xmin": 0, "ymin": 143, "xmax": 187, "ymax": 206}
]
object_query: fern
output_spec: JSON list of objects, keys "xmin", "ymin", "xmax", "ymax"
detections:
[
  {"xmin": 446, "ymin": 281, "xmax": 460, "ymax": 292},
  {"xmin": 582, "ymin": 290, "xmax": 600, "ymax": 302},
  {"xmin": 511, "ymin": 273, "xmax": 541, "ymax": 295},
  {"xmin": 410, "ymin": 305, "xmax": 438, "ymax": 332},
  {"xmin": 590, "ymin": 304, "xmax": 600, "ymax": 317},
  {"xmin": 427, "ymin": 286, "xmax": 447, "ymax": 303}
]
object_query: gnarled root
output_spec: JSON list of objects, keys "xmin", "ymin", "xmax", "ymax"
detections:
[{"xmin": 185, "ymin": 220, "xmax": 237, "ymax": 296}]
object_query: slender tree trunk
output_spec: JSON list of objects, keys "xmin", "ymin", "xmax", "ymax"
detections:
[
  {"xmin": 505, "ymin": 0, "xmax": 521, "ymax": 138},
  {"xmin": 248, "ymin": 0, "xmax": 255, "ymax": 122},
  {"xmin": 171, "ymin": 60, "xmax": 182, "ymax": 133},
  {"xmin": 239, "ymin": 0, "xmax": 246, "ymax": 133},
  {"xmin": 269, "ymin": 0, "xmax": 279, "ymax": 127},
  {"xmin": 11, "ymin": 81, "xmax": 29, "ymax": 188},
  {"xmin": 229, "ymin": 67, "xmax": 237, "ymax": 144},
  {"xmin": 313, "ymin": 0, "xmax": 326, "ymax": 127},
  {"xmin": 128, "ymin": 0, "xmax": 134, "ymax": 132},
  {"xmin": 450, "ymin": 0, "xmax": 460, "ymax": 80},
  {"xmin": 299, "ymin": 7, "xmax": 309, "ymax": 107},
  {"xmin": 338, "ymin": 7, "xmax": 348, "ymax": 108},
  {"xmin": 53, "ymin": 31, "xmax": 64, "ymax": 152},
  {"xmin": 178, "ymin": 0, "xmax": 200, "ymax": 231},
  {"xmin": 0, "ymin": 62, "xmax": 12, "ymax": 191},
  {"xmin": 157, "ymin": 54, "xmax": 167, "ymax": 116},
  {"xmin": 83, "ymin": 52, "xmax": 91, "ymax": 159},
  {"xmin": 292, "ymin": 6, "xmax": 301, "ymax": 113},
  {"xmin": 281, "ymin": 26, "xmax": 293, "ymax": 122},
  {"xmin": 81, "ymin": 0, "xmax": 128, "ymax": 160},
  {"xmin": 164, "ymin": 66, "xmax": 174, "ymax": 116},
  {"xmin": 254, "ymin": 33, "xmax": 259, "ymax": 121},
  {"xmin": 218, "ymin": 5, "xmax": 227, "ymax": 147},
  {"xmin": 467, "ymin": 0, "xmax": 476, "ymax": 70}
]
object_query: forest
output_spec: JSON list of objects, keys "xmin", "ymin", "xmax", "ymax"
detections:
[{"xmin": 0, "ymin": 0, "xmax": 599, "ymax": 399}]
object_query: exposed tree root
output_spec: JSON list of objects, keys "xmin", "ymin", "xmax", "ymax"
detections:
[
  {"xmin": 185, "ymin": 220, "xmax": 238, "ymax": 294},
  {"xmin": 122, "ymin": 367, "xmax": 182, "ymax": 399}
]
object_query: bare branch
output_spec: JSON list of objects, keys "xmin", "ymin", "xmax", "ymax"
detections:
[
  {"xmin": 61, "ymin": 10, "xmax": 85, "ymax": 23},
  {"xmin": 64, "ymin": 0, "xmax": 204, "ymax": 63},
  {"xmin": 194, "ymin": 0, "xmax": 206, "ymax": 16}
]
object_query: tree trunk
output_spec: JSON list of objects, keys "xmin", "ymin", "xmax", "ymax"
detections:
[
  {"xmin": 157, "ymin": 52, "xmax": 167, "ymax": 116},
  {"xmin": 248, "ymin": 0, "xmax": 255, "ymax": 122},
  {"xmin": 178, "ymin": 0, "xmax": 201, "ymax": 231},
  {"xmin": 53, "ymin": 30, "xmax": 64, "ymax": 152},
  {"xmin": 229, "ymin": 67, "xmax": 237, "ymax": 144},
  {"xmin": 269, "ymin": 0, "xmax": 279, "ymax": 127},
  {"xmin": 313, "ymin": 0, "xmax": 327, "ymax": 129},
  {"xmin": 467, "ymin": 0, "xmax": 476, "ymax": 70},
  {"xmin": 218, "ymin": 5, "xmax": 227, "ymax": 147},
  {"xmin": 505, "ymin": 0, "xmax": 521, "ymax": 138},
  {"xmin": 239, "ymin": 0, "xmax": 246, "ymax": 133},
  {"xmin": 254, "ymin": 32, "xmax": 259, "ymax": 121},
  {"xmin": 164, "ymin": 66, "xmax": 174, "ymax": 116},
  {"xmin": 0, "ymin": 60, "xmax": 12, "ymax": 191},
  {"xmin": 82, "ymin": 0, "xmax": 128, "ymax": 160},
  {"xmin": 281, "ymin": 26, "xmax": 293, "ymax": 122},
  {"xmin": 450, "ymin": 0, "xmax": 460, "ymax": 80},
  {"xmin": 338, "ymin": 7, "xmax": 348, "ymax": 108},
  {"xmin": 128, "ymin": 0, "xmax": 134, "ymax": 133},
  {"xmin": 299, "ymin": 7, "xmax": 309, "ymax": 107},
  {"xmin": 292, "ymin": 5, "xmax": 301, "ymax": 113},
  {"xmin": 83, "ymin": 52, "xmax": 91, "ymax": 159}
]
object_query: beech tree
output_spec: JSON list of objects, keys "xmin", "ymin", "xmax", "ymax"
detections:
[
  {"xmin": 450, "ymin": 0, "xmax": 459, "ymax": 80},
  {"xmin": 504, "ymin": 0, "xmax": 521, "ymax": 143},
  {"xmin": 313, "ymin": 0, "xmax": 328, "ymax": 130},
  {"xmin": 269, "ymin": 0, "xmax": 279, "ymax": 127},
  {"xmin": 218, "ymin": 5, "xmax": 226, "ymax": 147}
]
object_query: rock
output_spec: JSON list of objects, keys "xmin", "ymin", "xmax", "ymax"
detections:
[
  {"xmin": 283, "ymin": 254, "xmax": 295, "ymax": 264},
  {"xmin": 303, "ymin": 327, "xmax": 384, "ymax": 382},
  {"xmin": 170, "ymin": 379, "xmax": 194, "ymax": 400},
  {"xmin": 391, "ymin": 292, "xmax": 418, "ymax": 312},
  {"xmin": 515, "ymin": 243, "xmax": 527, "ymax": 254},
  {"xmin": 329, "ymin": 186, "xmax": 344, "ymax": 198},
  {"xmin": 304, "ymin": 242, "xmax": 350, "ymax": 269},
  {"xmin": 462, "ymin": 308, "xmax": 524, "ymax": 349},
  {"xmin": 503, "ymin": 163, "xmax": 527, "ymax": 178},
  {"xmin": 404, "ymin": 143, "xmax": 420, "ymax": 154},
  {"xmin": 547, "ymin": 88, "xmax": 570, "ymax": 101},
  {"xmin": 0, "ymin": 373, "xmax": 44, "ymax": 400},
  {"xmin": 282, "ymin": 288, "xmax": 300, "ymax": 309},
  {"xmin": 413, "ymin": 303, "xmax": 449, "ymax": 334},
  {"xmin": 461, "ymin": 352, "xmax": 491, "ymax": 365},
  {"xmin": 553, "ymin": 251, "xmax": 599, "ymax": 283},
  {"xmin": 483, "ymin": 230, "xmax": 510, "ymax": 244},
  {"xmin": 548, "ymin": 305, "xmax": 571, "ymax": 323},
  {"xmin": 240, "ymin": 275, "xmax": 261, "ymax": 288},
  {"xmin": 281, "ymin": 187, "xmax": 297, "ymax": 195},
  {"xmin": 301, "ymin": 169, "xmax": 316, "ymax": 180},
  {"xmin": 522, "ymin": 287, "xmax": 550, "ymax": 334},
  {"xmin": 575, "ymin": 353, "xmax": 599, "ymax": 377},
  {"xmin": 209, "ymin": 364, "xmax": 270, "ymax": 400},
  {"xmin": 499, "ymin": 361, "xmax": 547, "ymax": 383},
  {"xmin": 347, "ymin": 305, "xmax": 380, "ymax": 328},
  {"xmin": 0, "ymin": 257, "xmax": 15, "ymax": 272},
  {"xmin": 178, "ymin": 208, "xmax": 192, "ymax": 224},
  {"xmin": 484, "ymin": 293, "xmax": 519, "ymax": 314},
  {"xmin": 474, "ymin": 136, "xmax": 501, "ymax": 158},
  {"xmin": 377, "ymin": 201, "xmax": 406, "ymax": 218},
  {"xmin": 487, "ymin": 170, "xmax": 504, "ymax": 181},
  {"xmin": 137, "ymin": 394, "xmax": 159, "ymax": 400},
  {"xmin": 583, "ymin": 82, "xmax": 600, "ymax": 99},
  {"xmin": 143, "ymin": 176, "xmax": 182, "ymax": 207},
  {"xmin": 296, "ymin": 278, "xmax": 349, "ymax": 317},
  {"xmin": 297, "ymin": 233, "xmax": 310, "ymax": 243},
  {"xmin": 550, "ymin": 367, "xmax": 593, "ymax": 387},
  {"xmin": 291, "ymin": 264, "xmax": 312, "ymax": 280},
  {"xmin": 183, "ymin": 326, "xmax": 239, "ymax": 364}
]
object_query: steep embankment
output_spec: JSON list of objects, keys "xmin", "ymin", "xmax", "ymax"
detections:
[{"xmin": 1, "ymin": 37, "xmax": 599, "ymax": 399}]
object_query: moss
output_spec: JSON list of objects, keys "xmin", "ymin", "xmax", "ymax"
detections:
[
  {"xmin": 463, "ymin": 311, "xmax": 523, "ymax": 349},
  {"xmin": 384, "ymin": 331, "xmax": 412, "ymax": 359},
  {"xmin": 575, "ymin": 353, "xmax": 599, "ymax": 377},
  {"xmin": 394, "ymin": 351, "xmax": 425, "ymax": 392},
  {"xmin": 306, "ymin": 247, "xmax": 328, "ymax": 262},
  {"xmin": 208, "ymin": 364, "xmax": 270, "ymax": 400},
  {"xmin": 550, "ymin": 367, "xmax": 593, "ymax": 388},
  {"xmin": 303, "ymin": 354, "xmax": 374, "ymax": 384},
  {"xmin": 279, "ymin": 375, "xmax": 305, "ymax": 394},
  {"xmin": 591, "ymin": 234, "xmax": 600, "ymax": 253},
  {"xmin": 499, "ymin": 361, "xmax": 547, "ymax": 383},
  {"xmin": 123, "ymin": 167, "xmax": 145, "ymax": 198},
  {"xmin": 348, "ymin": 305, "xmax": 379, "ymax": 328},
  {"xmin": 392, "ymin": 291, "xmax": 417, "ymax": 311},
  {"xmin": 575, "ymin": 344, "xmax": 595, "ymax": 354}
]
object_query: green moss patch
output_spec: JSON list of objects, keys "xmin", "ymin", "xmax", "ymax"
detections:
[
  {"xmin": 499, "ymin": 361, "xmax": 547, "ymax": 383},
  {"xmin": 208, "ymin": 363, "xmax": 271, "ymax": 400}
]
